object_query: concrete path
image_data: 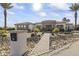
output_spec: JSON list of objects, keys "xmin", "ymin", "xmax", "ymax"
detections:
[
  {"xmin": 29, "ymin": 33, "xmax": 51, "ymax": 56},
  {"xmin": 53, "ymin": 41, "xmax": 79, "ymax": 56}
]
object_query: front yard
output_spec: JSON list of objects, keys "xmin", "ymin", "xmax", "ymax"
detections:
[{"xmin": 0, "ymin": 31, "xmax": 79, "ymax": 56}]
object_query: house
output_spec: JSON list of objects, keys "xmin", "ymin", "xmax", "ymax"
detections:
[
  {"xmin": 15, "ymin": 22, "xmax": 34, "ymax": 31},
  {"xmin": 14, "ymin": 20, "xmax": 74, "ymax": 32}
]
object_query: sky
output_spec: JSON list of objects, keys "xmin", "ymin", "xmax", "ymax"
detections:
[{"xmin": 0, "ymin": 3, "xmax": 79, "ymax": 27}]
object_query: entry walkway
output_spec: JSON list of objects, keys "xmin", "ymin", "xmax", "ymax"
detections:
[{"xmin": 28, "ymin": 33, "xmax": 51, "ymax": 56}]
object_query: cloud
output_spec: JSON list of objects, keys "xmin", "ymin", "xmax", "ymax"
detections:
[
  {"xmin": 63, "ymin": 12, "xmax": 74, "ymax": 23},
  {"xmin": 7, "ymin": 11, "xmax": 15, "ymax": 15},
  {"xmin": 64, "ymin": 12, "xmax": 74, "ymax": 17},
  {"xmin": 32, "ymin": 3, "xmax": 47, "ymax": 17},
  {"xmin": 49, "ymin": 3, "xmax": 70, "ymax": 11},
  {"xmin": 38, "ymin": 12, "xmax": 47, "ymax": 17},
  {"xmin": 50, "ymin": 12, "xmax": 60, "ymax": 17},
  {"xmin": 12, "ymin": 3, "xmax": 25, "ymax": 10},
  {"xmin": 32, "ymin": 3, "xmax": 42, "ymax": 11}
]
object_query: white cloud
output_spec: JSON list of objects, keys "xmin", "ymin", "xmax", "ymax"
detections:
[
  {"xmin": 63, "ymin": 12, "xmax": 74, "ymax": 23},
  {"xmin": 64, "ymin": 12, "xmax": 79, "ymax": 24},
  {"xmin": 16, "ymin": 5, "xmax": 24, "ymax": 10},
  {"xmin": 12, "ymin": 3, "xmax": 24, "ymax": 10},
  {"xmin": 50, "ymin": 3, "xmax": 70, "ymax": 10},
  {"xmin": 38, "ymin": 12, "xmax": 47, "ymax": 17},
  {"xmin": 64, "ymin": 12, "xmax": 74, "ymax": 17},
  {"xmin": 32, "ymin": 3, "xmax": 46, "ymax": 17},
  {"xmin": 7, "ymin": 11, "xmax": 15, "ymax": 15},
  {"xmin": 50, "ymin": 12, "xmax": 60, "ymax": 17},
  {"xmin": 32, "ymin": 3, "xmax": 42, "ymax": 11}
]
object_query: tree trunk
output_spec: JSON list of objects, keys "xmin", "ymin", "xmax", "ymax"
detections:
[
  {"xmin": 75, "ymin": 11, "xmax": 77, "ymax": 30},
  {"xmin": 4, "ymin": 9, "xmax": 7, "ymax": 31}
]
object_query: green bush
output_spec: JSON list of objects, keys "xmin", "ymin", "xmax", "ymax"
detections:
[
  {"xmin": 0, "ymin": 27, "xmax": 3, "ymax": 30},
  {"xmin": 33, "ymin": 28, "xmax": 40, "ymax": 33},
  {"xmin": 0, "ymin": 29, "xmax": 9, "ymax": 33},
  {"xmin": 0, "ymin": 30, "xmax": 8, "ymax": 37},
  {"xmin": 52, "ymin": 27, "xmax": 60, "ymax": 33},
  {"xmin": 7, "ymin": 27, "xmax": 15, "ymax": 30},
  {"xmin": 36, "ymin": 25, "xmax": 41, "ymax": 30}
]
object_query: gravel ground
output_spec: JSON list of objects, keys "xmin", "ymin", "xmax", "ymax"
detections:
[
  {"xmin": 0, "ymin": 37, "xmax": 10, "ymax": 56},
  {"xmin": 50, "ymin": 34, "xmax": 79, "ymax": 50},
  {"xmin": 24, "ymin": 32, "xmax": 43, "ymax": 56}
]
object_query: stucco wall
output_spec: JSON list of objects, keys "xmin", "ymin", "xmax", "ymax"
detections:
[{"xmin": 10, "ymin": 31, "xmax": 28, "ymax": 56}]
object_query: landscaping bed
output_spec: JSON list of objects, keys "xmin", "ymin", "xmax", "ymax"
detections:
[
  {"xmin": 0, "ymin": 35, "xmax": 10, "ymax": 56},
  {"xmin": 49, "ymin": 33, "xmax": 79, "ymax": 51},
  {"xmin": 23, "ymin": 32, "xmax": 43, "ymax": 56}
]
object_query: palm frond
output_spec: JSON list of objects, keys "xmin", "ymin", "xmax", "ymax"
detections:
[
  {"xmin": 0, "ymin": 3, "xmax": 13, "ymax": 9},
  {"xmin": 69, "ymin": 3, "xmax": 79, "ymax": 11}
]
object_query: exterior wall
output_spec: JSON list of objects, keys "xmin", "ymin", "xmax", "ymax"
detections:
[
  {"xmin": 10, "ymin": 31, "xmax": 28, "ymax": 56},
  {"xmin": 66, "ymin": 24, "xmax": 74, "ymax": 30},
  {"xmin": 15, "ymin": 24, "xmax": 28, "ymax": 30},
  {"xmin": 56, "ymin": 22, "xmax": 74, "ymax": 31},
  {"xmin": 15, "ymin": 25, "xmax": 17, "ymax": 30},
  {"xmin": 41, "ymin": 20, "xmax": 56, "ymax": 31},
  {"xmin": 14, "ymin": 20, "xmax": 73, "ymax": 31},
  {"xmin": 28, "ymin": 24, "xmax": 34, "ymax": 31},
  {"xmin": 56, "ymin": 25, "xmax": 64, "ymax": 29},
  {"xmin": 56, "ymin": 22, "xmax": 67, "ymax": 30}
]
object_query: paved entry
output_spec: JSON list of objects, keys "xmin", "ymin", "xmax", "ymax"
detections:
[{"xmin": 28, "ymin": 33, "xmax": 51, "ymax": 56}]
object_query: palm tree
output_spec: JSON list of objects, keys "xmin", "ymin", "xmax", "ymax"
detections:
[
  {"xmin": 62, "ymin": 17, "xmax": 67, "ymax": 21},
  {"xmin": 69, "ymin": 3, "xmax": 79, "ymax": 30},
  {"xmin": 0, "ymin": 3, "xmax": 13, "ymax": 31},
  {"xmin": 62, "ymin": 17, "xmax": 70, "ymax": 30},
  {"xmin": 62, "ymin": 17, "xmax": 70, "ymax": 22}
]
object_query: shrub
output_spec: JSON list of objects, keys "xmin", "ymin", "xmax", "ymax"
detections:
[
  {"xmin": 31, "ymin": 33, "xmax": 35, "ymax": 37},
  {"xmin": 37, "ymin": 35, "xmax": 41, "ymax": 37},
  {"xmin": 7, "ymin": 27, "xmax": 15, "ymax": 30},
  {"xmin": 52, "ymin": 27, "xmax": 60, "ymax": 33},
  {"xmin": 33, "ymin": 27, "xmax": 40, "ymax": 33},
  {"xmin": 0, "ymin": 30, "xmax": 8, "ymax": 37},
  {"xmin": 0, "ymin": 30, "xmax": 8, "ymax": 33},
  {"xmin": 36, "ymin": 25, "xmax": 41, "ymax": 30},
  {"xmin": 0, "ymin": 27, "xmax": 3, "ymax": 30}
]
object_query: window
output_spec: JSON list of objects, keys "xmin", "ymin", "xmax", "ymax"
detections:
[
  {"xmin": 18, "ymin": 25, "xmax": 21, "ymax": 28},
  {"xmin": 21, "ymin": 25, "xmax": 23, "ymax": 28},
  {"xmin": 24, "ymin": 25, "xmax": 26, "ymax": 28}
]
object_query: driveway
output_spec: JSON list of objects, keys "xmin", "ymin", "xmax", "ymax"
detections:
[{"xmin": 54, "ymin": 41, "xmax": 79, "ymax": 56}]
